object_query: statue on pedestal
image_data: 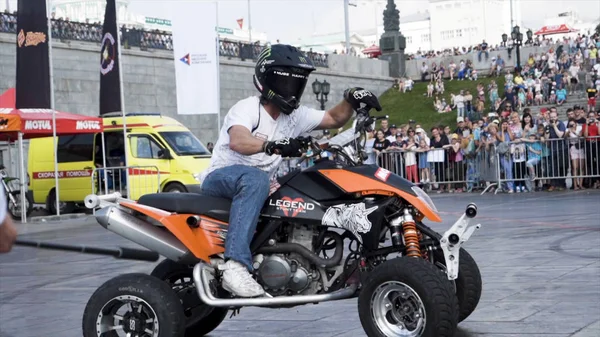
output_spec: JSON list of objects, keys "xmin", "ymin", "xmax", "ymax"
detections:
[{"xmin": 379, "ymin": 0, "xmax": 406, "ymax": 78}]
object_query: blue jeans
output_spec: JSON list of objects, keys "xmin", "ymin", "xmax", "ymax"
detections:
[
  {"xmin": 201, "ymin": 165, "xmax": 270, "ymax": 271},
  {"xmin": 500, "ymin": 155, "xmax": 514, "ymax": 191}
]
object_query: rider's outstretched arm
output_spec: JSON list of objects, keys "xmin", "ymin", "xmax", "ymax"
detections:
[
  {"xmin": 318, "ymin": 100, "xmax": 354, "ymax": 130},
  {"xmin": 228, "ymin": 125, "xmax": 267, "ymax": 155}
]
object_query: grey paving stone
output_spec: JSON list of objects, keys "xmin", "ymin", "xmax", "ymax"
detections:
[{"xmin": 0, "ymin": 192, "xmax": 598, "ymax": 337}]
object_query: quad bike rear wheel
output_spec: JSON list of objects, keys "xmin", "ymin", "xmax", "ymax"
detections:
[
  {"xmin": 82, "ymin": 273, "xmax": 185, "ymax": 337},
  {"xmin": 358, "ymin": 257, "xmax": 458, "ymax": 337},
  {"xmin": 151, "ymin": 259, "xmax": 229, "ymax": 337}
]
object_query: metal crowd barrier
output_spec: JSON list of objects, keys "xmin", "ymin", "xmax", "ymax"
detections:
[
  {"xmin": 91, "ymin": 165, "xmax": 161, "ymax": 201},
  {"xmin": 375, "ymin": 145, "xmax": 497, "ymax": 193},
  {"xmin": 495, "ymin": 136, "xmax": 600, "ymax": 192},
  {"xmin": 374, "ymin": 135, "xmax": 600, "ymax": 194}
]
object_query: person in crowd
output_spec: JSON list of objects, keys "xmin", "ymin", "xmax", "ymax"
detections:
[
  {"xmin": 428, "ymin": 126, "xmax": 449, "ymax": 193},
  {"xmin": 545, "ymin": 110, "xmax": 567, "ymax": 191},
  {"xmin": 417, "ymin": 138, "xmax": 431, "ymax": 184},
  {"xmin": 522, "ymin": 109, "xmax": 535, "ymax": 135},
  {"xmin": 565, "ymin": 119, "xmax": 585, "ymax": 190},
  {"xmin": 454, "ymin": 90, "xmax": 465, "ymax": 118},
  {"xmin": 556, "ymin": 86, "xmax": 567, "ymax": 105},
  {"xmin": 380, "ymin": 119, "xmax": 391, "ymax": 137},
  {"xmin": 373, "ymin": 129, "xmax": 391, "ymax": 168},
  {"xmin": 427, "ymin": 81, "xmax": 434, "ymax": 97},
  {"xmin": 582, "ymin": 111, "xmax": 599, "ymax": 188},
  {"xmin": 524, "ymin": 130, "xmax": 543, "ymax": 181},
  {"xmin": 421, "ymin": 62, "xmax": 429, "ymax": 82},
  {"xmin": 448, "ymin": 60, "xmax": 456, "ymax": 80},
  {"xmin": 498, "ymin": 119, "xmax": 515, "ymax": 193},
  {"xmin": 206, "ymin": 142, "xmax": 214, "ymax": 153},
  {"xmin": 587, "ymin": 84, "xmax": 598, "ymax": 113},
  {"xmin": 446, "ymin": 134, "xmax": 464, "ymax": 193},
  {"xmin": 403, "ymin": 134, "xmax": 419, "ymax": 183},
  {"xmin": 509, "ymin": 112, "xmax": 527, "ymax": 191}
]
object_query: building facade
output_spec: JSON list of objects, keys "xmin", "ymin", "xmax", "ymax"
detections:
[{"xmin": 298, "ymin": 0, "xmax": 523, "ymax": 55}]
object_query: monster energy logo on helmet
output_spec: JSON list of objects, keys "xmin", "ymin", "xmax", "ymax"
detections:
[{"xmin": 257, "ymin": 47, "xmax": 272, "ymax": 66}]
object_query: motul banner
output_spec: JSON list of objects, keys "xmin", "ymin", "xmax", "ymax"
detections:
[
  {"xmin": 99, "ymin": 0, "xmax": 122, "ymax": 115},
  {"xmin": 172, "ymin": 1, "xmax": 220, "ymax": 115},
  {"xmin": 15, "ymin": 0, "xmax": 51, "ymax": 109}
]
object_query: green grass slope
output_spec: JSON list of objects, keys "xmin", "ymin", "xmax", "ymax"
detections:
[{"xmin": 377, "ymin": 76, "xmax": 500, "ymax": 130}]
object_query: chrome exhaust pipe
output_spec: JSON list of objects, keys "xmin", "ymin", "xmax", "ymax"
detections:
[
  {"xmin": 192, "ymin": 263, "xmax": 358, "ymax": 307},
  {"xmin": 95, "ymin": 206, "xmax": 190, "ymax": 262}
]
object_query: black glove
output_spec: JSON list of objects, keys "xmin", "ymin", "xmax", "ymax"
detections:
[
  {"xmin": 264, "ymin": 138, "xmax": 304, "ymax": 157},
  {"xmin": 343, "ymin": 87, "xmax": 382, "ymax": 112}
]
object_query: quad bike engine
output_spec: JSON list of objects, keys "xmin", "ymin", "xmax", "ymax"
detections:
[{"xmin": 254, "ymin": 224, "xmax": 322, "ymax": 296}]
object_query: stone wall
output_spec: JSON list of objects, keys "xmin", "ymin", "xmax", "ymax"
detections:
[{"xmin": 0, "ymin": 33, "xmax": 394, "ymax": 146}]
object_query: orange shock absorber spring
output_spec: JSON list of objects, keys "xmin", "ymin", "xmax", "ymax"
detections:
[{"xmin": 402, "ymin": 212, "xmax": 422, "ymax": 258}]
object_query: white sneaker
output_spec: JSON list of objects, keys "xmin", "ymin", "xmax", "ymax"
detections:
[{"xmin": 219, "ymin": 260, "xmax": 265, "ymax": 297}]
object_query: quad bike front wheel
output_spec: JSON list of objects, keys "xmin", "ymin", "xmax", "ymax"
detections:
[
  {"xmin": 417, "ymin": 222, "xmax": 483, "ymax": 323},
  {"xmin": 151, "ymin": 259, "xmax": 229, "ymax": 337},
  {"xmin": 433, "ymin": 248, "xmax": 482, "ymax": 323},
  {"xmin": 82, "ymin": 273, "xmax": 186, "ymax": 337},
  {"xmin": 358, "ymin": 257, "xmax": 458, "ymax": 337}
]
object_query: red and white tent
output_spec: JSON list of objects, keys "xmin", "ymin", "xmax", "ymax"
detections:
[
  {"xmin": 534, "ymin": 24, "xmax": 578, "ymax": 36},
  {"xmin": 362, "ymin": 44, "xmax": 381, "ymax": 58},
  {"xmin": 0, "ymin": 108, "xmax": 104, "ymax": 141}
]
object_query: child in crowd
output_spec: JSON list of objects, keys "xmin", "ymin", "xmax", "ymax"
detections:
[
  {"xmin": 525, "ymin": 131, "xmax": 542, "ymax": 180},
  {"xmin": 417, "ymin": 138, "xmax": 430, "ymax": 183},
  {"xmin": 526, "ymin": 88, "xmax": 534, "ymax": 106},
  {"xmin": 427, "ymin": 81, "xmax": 434, "ymax": 97},
  {"xmin": 549, "ymin": 90, "xmax": 556, "ymax": 104},
  {"xmin": 403, "ymin": 136, "xmax": 419, "ymax": 183}
]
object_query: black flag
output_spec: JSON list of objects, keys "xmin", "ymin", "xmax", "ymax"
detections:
[
  {"xmin": 99, "ymin": 0, "xmax": 122, "ymax": 115},
  {"xmin": 15, "ymin": 0, "xmax": 51, "ymax": 109}
]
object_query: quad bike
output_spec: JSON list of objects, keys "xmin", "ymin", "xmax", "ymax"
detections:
[
  {"xmin": 0, "ymin": 164, "xmax": 33, "ymax": 220},
  {"xmin": 81, "ymin": 107, "xmax": 482, "ymax": 337}
]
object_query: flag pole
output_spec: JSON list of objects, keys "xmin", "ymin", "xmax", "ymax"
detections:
[
  {"xmin": 113, "ymin": 2, "xmax": 130, "ymax": 193},
  {"xmin": 46, "ymin": 0, "xmax": 60, "ymax": 216},
  {"xmin": 216, "ymin": 1, "xmax": 221, "ymax": 133},
  {"xmin": 247, "ymin": 0, "xmax": 252, "ymax": 43}
]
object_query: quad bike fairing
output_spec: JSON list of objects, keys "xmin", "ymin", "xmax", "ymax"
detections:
[{"xmin": 82, "ymin": 107, "xmax": 483, "ymax": 337}]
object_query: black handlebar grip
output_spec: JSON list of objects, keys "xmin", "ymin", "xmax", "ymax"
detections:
[{"xmin": 117, "ymin": 247, "xmax": 161, "ymax": 262}]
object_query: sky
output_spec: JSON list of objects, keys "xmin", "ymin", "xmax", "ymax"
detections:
[{"xmin": 4, "ymin": 0, "xmax": 600, "ymax": 43}]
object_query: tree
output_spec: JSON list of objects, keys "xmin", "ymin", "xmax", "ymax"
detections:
[{"xmin": 596, "ymin": 22, "xmax": 600, "ymax": 36}]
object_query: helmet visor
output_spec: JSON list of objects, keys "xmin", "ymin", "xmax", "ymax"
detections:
[{"xmin": 265, "ymin": 67, "xmax": 309, "ymax": 102}]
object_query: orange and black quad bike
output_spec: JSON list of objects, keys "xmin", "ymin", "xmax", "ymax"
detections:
[{"xmin": 82, "ymin": 108, "xmax": 483, "ymax": 337}]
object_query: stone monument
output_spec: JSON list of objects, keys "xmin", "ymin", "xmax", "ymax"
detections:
[{"xmin": 378, "ymin": 0, "xmax": 406, "ymax": 78}]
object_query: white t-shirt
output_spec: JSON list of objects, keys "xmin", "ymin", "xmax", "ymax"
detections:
[{"xmin": 199, "ymin": 96, "xmax": 325, "ymax": 181}]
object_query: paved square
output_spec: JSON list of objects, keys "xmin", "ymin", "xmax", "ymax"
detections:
[{"xmin": 1, "ymin": 191, "xmax": 599, "ymax": 337}]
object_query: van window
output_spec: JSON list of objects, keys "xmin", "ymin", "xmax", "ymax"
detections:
[
  {"xmin": 131, "ymin": 135, "xmax": 163, "ymax": 159},
  {"xmin": 159, "ymin": 131, "xmax": 210, "ymax": 155},
  {"xmin": 57, "ymin": 134, "xmax": 94, "ymax": 163}
]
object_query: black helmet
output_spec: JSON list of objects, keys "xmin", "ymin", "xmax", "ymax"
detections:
[{"xmin": 253, "ymin": 44, "xmax": 316, "ymax": 115}]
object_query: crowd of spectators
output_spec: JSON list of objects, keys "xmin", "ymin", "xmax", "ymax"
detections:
[
  {"xmin": 370, "ymin": 32, "xmax": 600, "ymax": 193},
  {"xmin": 405, "ymin": 34, "xmax": 585, "ymax": 60},
  {"xmin": 0, "ymin": 10, "xmax": 329, "ymax": 67}
]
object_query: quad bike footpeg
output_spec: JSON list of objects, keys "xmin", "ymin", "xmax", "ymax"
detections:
[{"xmin": 440, "ymin": 203, "xmax": 481, "ymax": 280}]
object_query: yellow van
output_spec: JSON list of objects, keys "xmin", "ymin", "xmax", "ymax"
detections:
[{"xmin": 28, "ymin": 113, "xmax": 212, "ymax": 214}]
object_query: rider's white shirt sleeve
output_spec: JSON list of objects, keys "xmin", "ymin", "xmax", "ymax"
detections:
[
  {"xmin": 293, "ymin": 105, "xmax": 326, "ymax": 135},
  {"xmin": 223, "ymin": 98, "xmax": 259, "ymax": 133},
  {"xmin": 0, "ymin": 188, "xmax": 7, "ymax": 225}
]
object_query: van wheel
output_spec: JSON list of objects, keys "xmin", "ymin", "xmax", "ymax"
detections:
[
  {"xmin": 46, "ymin": 189, "xmax": 76, "ymax": 215},
  {"xmin": 164, "ymin": 183, "xmax": 187, "ymax": 193}
]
